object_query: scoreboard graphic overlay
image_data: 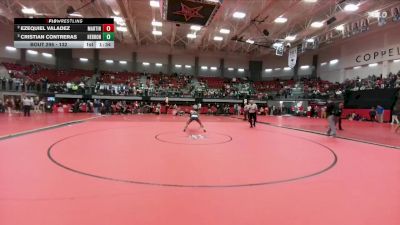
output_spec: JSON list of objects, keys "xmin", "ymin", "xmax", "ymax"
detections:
[{"xmin": 14, "ymin": 18, "xmax": 114, "ymax": 49}]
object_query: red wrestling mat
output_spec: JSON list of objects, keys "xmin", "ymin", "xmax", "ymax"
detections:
[
  {"xmin": 0, "ymin": 115, "xmax": 399, "ymax": 225},
  {"xmin": 0, "ymin": 113, "xmax": 98, "ymax": 137},
  {"xmin": 252, "ymin": 115, "xmax": 400, "ymax": 147}
]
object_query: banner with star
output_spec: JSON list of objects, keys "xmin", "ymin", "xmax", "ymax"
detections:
[{"xmin": 162, "ymin": 0, "xmax": 221, "ymax": 26}]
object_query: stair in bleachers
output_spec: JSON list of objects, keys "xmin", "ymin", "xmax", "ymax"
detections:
[{"xmin": 0, "ymin": 64, "xmax": 10, "ymax": 79}]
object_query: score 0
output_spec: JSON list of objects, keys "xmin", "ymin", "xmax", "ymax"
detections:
[{"xmin": 102, "ymin": 24, "xmax": 115, "ymax": 41}]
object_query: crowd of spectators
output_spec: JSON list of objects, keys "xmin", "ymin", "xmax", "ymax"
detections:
[
  {"xmin": 300, "ymin": 72, "xmax": 400, "ymax": 99},
  {"xmin": 1, "ymin": 62, "xmax": 399, "ymax": 100}
]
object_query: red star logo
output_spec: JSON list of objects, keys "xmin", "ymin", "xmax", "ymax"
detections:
[{"xmin": 174, "ymin": 3, "xmax": 204, "ymax": 21}]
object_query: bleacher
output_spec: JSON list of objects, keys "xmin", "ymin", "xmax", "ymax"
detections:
[
  {"xmin": 198, "ymin": 77, "xmax": 225, "ymax": 88},
  {"xmin": 100, "ymin": 71, "xmax": 140, "ymax": 84},
  {"xmin": 1, "ymin": 61, "xmax": 399, "ymax": 99}
]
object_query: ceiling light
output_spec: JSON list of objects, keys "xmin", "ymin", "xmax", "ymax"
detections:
[
  {"xmin": 246, "ymin": 39, "xmax": 254, "ymax": 44},
  {"xmin": 116, "ymin": 26, "xmax": 127, "ymax": 32},
  {"xmin": 238, "ymin": 68, "xmax": 244, "ymax": 72},
  {"xmin": 21, "ymin": 7, "xmax": 36, "ymax": 15},
  {"xmin": 175, "ymin": 64, "xmax": 182, "ymax": 68},
  {"xmin": 69, "ymin": 13, "xmax": 83, "ymax": 17},
  {"xmin": 285, "ymin": 35, "xmax": 296, "ymax": 41},
  {"xmin": 27, "ymin": 50, "xmax": 38, "ymax": 55},
  {"xmin": 187, "ymin": 33, "xmax": 196, "ymax": 39},
  {"xmin": 274, "ymin": 17, "xmax": 287, "ymax": 23},
  {"xmin": 151, "ymin": 20, "xmax": 163, "ymax": 27},
  {"xmin": 201, "ymin": 66, "xmax": 208, "ymax": 70},
  {"xmin": 185, "ymin": 65, "xmax": 191, "ymax": 68},
  {"xmin": 306, "ymin": 38, "xmax": 315, "ymax": 43},
  {"xmin": 5, "ymin": 46, "xmax": 16, "ymax": 51},
  {"xmin": 321, "ymin": 62, "xmax": 327, "ymax": 66},
  {"xmin": 368, "ymin": 63, "xmax": 378, "ymax": 67},
  {"xmin": 233, "ymin": 12, "xmax": 246, "ymax": 19},
  {"xmin": 393, "ymin": 59, "xmax": 400, "ymax": 63},
  {"xmin": 284, "ymin": 67, "xmax": 291, "ymax": 71},
  {"xmin": 311, "ymin": 21, "xmax": 324, "ymax": 28},
  {"xmin": 335, "ymin": 25, "xmax": 345, "ymax": 31},
  {"xmin": 152, "ymin": 30, "xmax": 162, "ymax": 36},
  {"xmin": 329, "ymin": 59, "xmax": 339, "ymax": 65},
  {"xmin": 155, "ymin": 63, "xmax": 162, "ymax": 67},
  {"xmin": 353, "ymin": 66, "xmax": 361, "ymax": 69},
  {"xmin": 220, "ymin": 28, "xmax": 230, "ymax": 34},
  {"xmin": 119, "ymin": 61, "xmax": 127, "ymax": 64},
  {"xmin": 304, "ymin": 0, "xmax": 318, "ymax": 2},
  {"xmin": 105, "ymin": 60, "xmax": 114, "ymax": 63},
  {"xmin": 190, "ymin": 25, "xmax": 202, "ymax": 31},
  {"xmin": 344, "ymin": 3, "xmax": 359, "ymax": 12},
  {"xmin": 214, "ymin": 36, "xmax": 223, "ymax": 41},
  {"xmin": 150, "ymin": 0, "xmax": 160, "ymax": 8},
  {"xmin": 228, "ymin": 68, "xmax": 234, "ymax": 71},
  {"xmin": 143, "ymin": 62, "xmax": 150, "ymax": 66},
  {"xmin": 300, "ymin": 65, "xmax": 310, "ymax": 69},
  {"xmin": 275, "ymin": 68, "xmax": 281, "ymax": 70},
  {"xmin": 42, "ymin": 52, "xmax": 52, "ymax": 57},
  {"xmin": 265, "ymin": 68, "xmax": 272, "ymax": 72},
  {"xmin": 210, "ymin": 67, "xmax": 217, "ymax": 70},
  {"xmin": 79, "ymin": 57, "xmax": 88, "ymax": 62}
]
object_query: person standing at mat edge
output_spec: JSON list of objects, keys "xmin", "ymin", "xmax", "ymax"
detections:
[
  {"xmin": 22, "ymin": 96, "xmax": 33, "ymax": 117},
  {"xmin": 248, "ymin": 100, "xmax": 258, "ymax": 128},
  {"xmin": 390, "ymin": 106, "xmax": 399, "ymax": 125},
  {"xmin": 183, "ymin": 105, "xmax": 206, "ymax": 132},
  {"xmin": 243, "ymin": 100, "xmax": 249, "ymax": 121},
  {"xmin": 326, "ymin": 101, "xmax": 336, "ymax": 137},
  {"xmin": 336, "ymin": 102, "xmax": 344, "ymax": 130},
  {"xmin": 376, "ymin": 105, "xmax": 384, "ymax": 123}
]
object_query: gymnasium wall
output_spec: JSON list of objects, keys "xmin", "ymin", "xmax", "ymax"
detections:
[
  {"xmin": 316, "ymin": 23, "xmax": 400, "ymax": 82},
  {"xmin": 0, "ymin": 25, "xmax": 20, "ymax": 62},
  {"xmin": 1, "ymin": 20, "xmax": 399, "ymax": 81},
  {"xmin": 253, "ymin": 23, "xmax": 400, "ymax": 82},
  {"xmin": 261, "ymin": 54, "xmax": 293, "ymax": 80}
]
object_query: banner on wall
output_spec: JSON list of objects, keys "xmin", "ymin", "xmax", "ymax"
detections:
[
  {"xmin": 288, "ymin": 47, "xmax": 297, "ymax": 68},
  {"xmin": 276, "ymin": 46, "xmax": 284, "ymax": 56},
  {"xmin": 350, "ymin": 45, "xmax": 400, "ymax": 67}
]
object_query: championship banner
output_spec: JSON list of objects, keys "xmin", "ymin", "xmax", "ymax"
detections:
[
  {"xmin": 275, "ymin": 46, "xmax": 284, "ymax": 56},
  {"xmin": 288, "ymin": 47, "xmax": 297, "ymax": 68}
]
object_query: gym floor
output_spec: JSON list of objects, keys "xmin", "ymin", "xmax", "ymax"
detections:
[{"xmin": 0, "ymin": 114, "xmax": 399, "ymax": 225}]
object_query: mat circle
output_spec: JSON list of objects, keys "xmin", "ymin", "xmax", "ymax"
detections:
[{"xmin": 47, "ymin": 127, "xmax": 337, "ymax": 188}]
